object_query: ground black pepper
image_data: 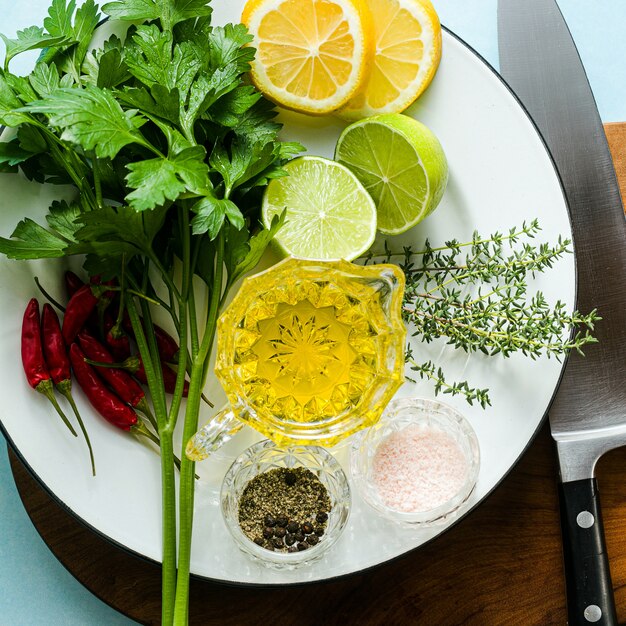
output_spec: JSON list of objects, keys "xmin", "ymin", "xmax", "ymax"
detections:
[{"xmin": 238, "ymin": 467, "xmax": 332, "ymax": 553}]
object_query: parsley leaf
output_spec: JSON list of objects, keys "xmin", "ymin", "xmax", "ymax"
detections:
[
  {"xmin": 1, "ymin": 26, "xmax": 69, "ymax": 70},
  {"xmin": 83, "ymin": 35, "xmax": 130, "ymax": 88},
  {"xmin": 72, "ymin": 0, "xmax": 100, "ymax": 62},
  {"xmin": 190, "ymin": 196, "xmax": 243, "ymax": 238},
  {"xmin": 45, "ymin": 200, "xmax": 82, "ymax": 242},
  {"xmin": 103, "ymin": 0, "xmax": 212, "ymax": 31},
  {"xmin": 206, "ymin": 24, "xmax": 254, "ymax": 73},
  {"xmin": 125, "ymin": 145, "xmax": 209, "ymax": 210},
  {"xmin": 0, "ymin": 73, "xmax": 31, "ymax": 126},
  {"xmin": 209, "ymin": 136, "xmax": 302, "ymax": 194},
  {"xmin": 124, "ymin": 25, "xmax": 175, "ymax": 88},
  {"xmin": 0, "ymin": 218, "xmax": 68, "ymax": 259},
  {"xmin": 97, "ymin": 47, "xmax": 131, "ymax": 88},
  {"xmin": 17, "ymin": 125, "xmax": 48, "ymax": 154},
  {"xmin": 225, "ymin": 213, "xmax": 285, "ymax": 290},
  {"xmin": 208, "ymin": 85, "xmax": 262, "ymax": 128},
  {"xmin": 29, "ymin": 62, "xmax": 61, "ymax": 97},
  {"xmin": 71, "ymin": 204, "xmax": 168, "ymax": 254},
  {"xmin": 23, "ymin": 86, "xmax": 149, "ymax": 159},
  {"xmin": 0, "ymin": 140, "xmax": 33, "ymax": 166},
  {"xmin": 44, "ymin": 0, "xmax": 76, "ymax": 38},
  {"xmin": 117, "ymin": 86, "xmax": 181, "ymax": 126}
]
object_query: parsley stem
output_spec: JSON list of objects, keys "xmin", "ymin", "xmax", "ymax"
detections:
[
  {"xmin": 127, "ymin": 298, "xmax": 176, "ymax": 624},
  {"xmin": 91, "ymin": 151, "xmax": 103, "ymax": 209},
  {"xmin": 187, "ymin": 235, "xmax": 202, "ymax": 356},
  {"xmin": 167, "ymin": 207, "xmax": 192, "ymax": 430},
  {"xmin": 173, "ymin": 231, "xmax": 225, "ymax": 625},
  {"xmin": 148, "ymin": 249, "xmax": 182, "ymax": 304}
]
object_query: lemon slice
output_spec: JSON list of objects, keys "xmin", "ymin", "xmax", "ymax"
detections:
[
  {"xmin": 335, "ymin": 113, "xmax": 448, "ymax": 234},
  {"xmin": 241, "ymin": 0, "xmax": 373, "ymax": 115},
  {"xmin": 339, "ymin": 0, "xmax": 442, "ymax": 120},
  {"xmin": 261, "ymin": 156, "xmax": 377, "ymax": 260}
]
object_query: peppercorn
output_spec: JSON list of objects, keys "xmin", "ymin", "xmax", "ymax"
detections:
[
  {"xmin": 254, "ymin": 537, "xmax": 264, "ymax": 546},
  {"xmin": 314, "ymin": 527, "xmax": 325, "ymax": 537},
  {"xmin": 307, "ymin": 534, "xmax": 319, "ymax": 546},
  {"xmin": 237, "ymin": 467, "xmax": 333, "ymax": 553},
  {"xmin": 285, "ymin": 533, "xmax": 296, "ymax": 546},
  {"xmin": 297, "ymin": 542, "xmax": 309, "ymax": 551},
  {"xmin": 302, "ymin": 521, "xmax": 314, "ymax": 534},
  {"xmin": 316, "ymin": 512, "xmax": 328, "ymax": 523},
  {"xmin": 287, "ymin": 546, "xmax": 298, "ymax": 553}
]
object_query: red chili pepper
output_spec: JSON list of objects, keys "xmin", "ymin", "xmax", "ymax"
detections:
[
  {"xmin": 153, "ymin": 325, "xmax": 180, "ymax": 364},
  {"xmin": 42, "ymin": 304, "xmax": 96, "ymax": 475},
  {"xmin": 128, "ymin": 356, "xmax": 189, "ymax": 396},
  {"xmin": 42, "ymin": 304, "xmax": 71, "ymax": 384},
  {"xmin": 102, "ymin": 312, "xmax": 132, "ymax": 360},
  {"xmin": 78, "ymin": 330, "xmax": 146, "ymax": 408},
  {"xmin": 69, "ymin": 343, "xmax": 138, "ymax": 431},
  {"xmin": 78, "ymin": 329, "xmax": 157, "ymax": 430},
  {"xmin": 122, "ymin": 315, "xmax": 180, "ymax": 364},
  {"xmin": 64, "ymin": 271, "xmax": 84, "ymax": 299},
  {"xmin": 62, "ymin": 284, "xmax": 99, "ymax": 344},
  {"xmin": 21, "ymin": 299, "xmax": 77, "ymax": 437},
  {"xmin": 106, "ymin": 328, "xmax": 131, "ymax": 360}
]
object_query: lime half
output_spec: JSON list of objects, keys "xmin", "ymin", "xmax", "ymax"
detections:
[
  {"xmin": 262, "ymin": 156, "xmax": 377, "ymax": 261},
  {"xmin": 335, "ymin": 113, "xmax": 448, "ymax": 235}
]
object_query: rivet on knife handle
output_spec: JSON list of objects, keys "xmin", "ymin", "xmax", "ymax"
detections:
[{"xmin": 558, "ymin": 479, "xmax": 617, "ymax": 625}]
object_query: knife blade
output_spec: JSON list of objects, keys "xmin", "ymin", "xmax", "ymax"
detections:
[{"xmin": 498, "ymin": 1, "xmax": 626, "ymax": 624}]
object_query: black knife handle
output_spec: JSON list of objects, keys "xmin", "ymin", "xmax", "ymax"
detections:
[{"xmin": 558, "ymin": 479, "xmax": 618, "ymax": 625}]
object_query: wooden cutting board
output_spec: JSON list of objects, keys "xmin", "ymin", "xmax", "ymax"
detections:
[{"xmin": 8, "ymin": 122, "xmax": 626, "ymax": 626}]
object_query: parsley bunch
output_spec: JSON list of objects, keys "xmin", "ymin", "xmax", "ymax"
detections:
[{"xmin": 0, "ymin": 1, "xmax": 302, "ymax": 623}]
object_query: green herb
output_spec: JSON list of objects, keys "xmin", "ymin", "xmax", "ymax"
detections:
[
  {"xmin": 0, "ymin": 1, "xmax": 301, "ymax": 624},
  {"xmin": 366, "ymin": 220, "xmax": 600, "ymax": 407}
]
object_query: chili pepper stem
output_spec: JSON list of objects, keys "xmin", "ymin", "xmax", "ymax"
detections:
[
  {"xmin": 58, "ymin": 381, "xmax": 96, "ymax": 477},
  {"xmin": 136, "ymin": 398, "xmax": 158, "ymax": 432},
  {"xmin": 84, "ymin": 356, "xmax": 139, "ymax": 371},
  {"xmin": 37, "ymin": 380, "xmax": 78, "ymax": 437},
  {"xmin": 201, "ymin": 393, "xmax": 214, "ymax": 408},
  {"xmin": 34, "ymin": 277, "xmax": 65, "ymax": 313}
]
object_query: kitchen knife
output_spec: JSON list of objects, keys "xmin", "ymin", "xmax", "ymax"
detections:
[{"xmin": 497, "ymin": 1, "xmax": 626, "ymax": 624}]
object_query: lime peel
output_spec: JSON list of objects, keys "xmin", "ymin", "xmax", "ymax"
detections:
[{"xmin": 335, "ymin": 113, "xmax": 448, "ymax": 235}]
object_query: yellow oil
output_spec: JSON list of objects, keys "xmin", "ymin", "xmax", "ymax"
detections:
[{"xmin": 215, "ymin": 259, "xmax": 406, "ymax": 447}]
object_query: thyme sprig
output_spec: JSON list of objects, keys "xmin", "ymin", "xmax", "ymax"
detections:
[{"xmin": 366, "ymin": 221, "xmax": 600, "ymax": 407}]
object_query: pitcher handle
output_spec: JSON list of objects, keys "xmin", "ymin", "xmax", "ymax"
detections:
[{"xmin": 185, "ymin": 406, "xmax": 244, "ymax": 461}]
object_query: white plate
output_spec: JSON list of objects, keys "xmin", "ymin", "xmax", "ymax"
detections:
[{"xmin": 0, "ymin": 3, "xmax": 573, "ymax": 585}]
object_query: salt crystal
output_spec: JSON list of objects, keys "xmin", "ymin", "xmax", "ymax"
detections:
[{"xmin": 372, "ymin": 424, "xmax": 469, "ymax": 513}]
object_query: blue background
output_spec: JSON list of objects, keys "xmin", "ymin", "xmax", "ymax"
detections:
[{"xmin": 1, "ymin": 1, "xmax": 625, "ymax": 623}]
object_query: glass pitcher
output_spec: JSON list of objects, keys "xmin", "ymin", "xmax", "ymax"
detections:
[{"xmin": 186, "ymin": 257, "xmax": 406, "ymax": 460}]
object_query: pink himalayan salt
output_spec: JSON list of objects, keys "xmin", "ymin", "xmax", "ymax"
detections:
[{"xmin": 372, "ymin": 424, "xmax": 469, "ymax": 513}]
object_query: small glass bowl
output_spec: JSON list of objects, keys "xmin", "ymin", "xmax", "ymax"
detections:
[
  {"xmin": 220, "ymin": 440, "xmax": 351, "ymax": 569},
  {"xmin": 350, "ymin": 397, "xmax": 480, "ymax": 527}
]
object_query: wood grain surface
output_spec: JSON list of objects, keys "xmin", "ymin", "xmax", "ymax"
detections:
[{"xmin": 8, "ymin": 123, "xmax": 626, "ymax": 626}]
